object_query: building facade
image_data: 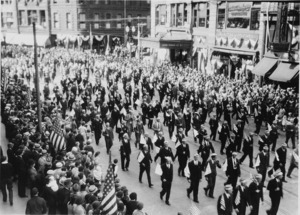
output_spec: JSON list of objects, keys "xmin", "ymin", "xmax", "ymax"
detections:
[
  {"xmin": 142, "ymin": 0, "xmax": 299, "ymax": 79},
  {"xmin": 1, "ymin": 0, "xmax": 151, "ymax": 48}
]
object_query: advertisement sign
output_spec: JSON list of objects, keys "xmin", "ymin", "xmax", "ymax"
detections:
[{"xmin": 228, "ymin": 2, "xmax": 252, "ymax": 18}]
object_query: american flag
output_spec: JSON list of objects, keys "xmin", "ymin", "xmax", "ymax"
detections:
[
  {"xmin": 50, "ymin": 117, "xmax": 65, "ymax": 151},
  {"xmin": 235, "ymin": 190, "xmax": 240, "ymax": 205},
  {"xmin": 100, "ymin": 164, "xmax": 117, "ymax": 215}
]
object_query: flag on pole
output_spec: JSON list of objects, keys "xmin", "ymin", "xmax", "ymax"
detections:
[
  {"xmin": 235, "ymin": 190, "xmax": 240, "ymax": 205},
  {"xmin": 189, "ymin": 202, "xmax": 201, "ymax": 215},
  {"xmin": 50, "ymin": 117, "xmax": 66, "ymax": 151},
  {"xmin": 205, "ymin": 162, "xmax": 211, "ymax": 176},
  {"xmin": 137, "ymin": 151, "xmax": 145, "ymax": 163},
  {"xmin": 140, "ymin": 134, "xmax": 146, "ymax": 145},
  {"xmin": 222, "ymin": 159, "xmax": 228, "ymax": 172},
  {"xmin": 267, "ymin": 123, "xmax": 272, "ymax": 132},
  {"xmin": 135, "ymin": 99, "xmax": 141, "ymax": 106},
  {"xmin": 100, "ymin": 164, "xmax": 118, "ymax": 215},
  {"xmin": 255, "ymin": 154, "xmax": 260, "ymax": 167}
]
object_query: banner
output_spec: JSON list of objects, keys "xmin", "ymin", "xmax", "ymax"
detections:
[{"xmin": 228, "ymin": 2, "xmax": 252, "ymax": 18}]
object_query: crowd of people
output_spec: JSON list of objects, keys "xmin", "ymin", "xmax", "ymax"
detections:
[{"xmin": 0, "ymin": 45, "xmax": 299, "ymax": 215}]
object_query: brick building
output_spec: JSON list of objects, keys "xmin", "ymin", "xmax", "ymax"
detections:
[{"xmin": 141, "ymin": 0, "xmax": 299, "ymax": 81}]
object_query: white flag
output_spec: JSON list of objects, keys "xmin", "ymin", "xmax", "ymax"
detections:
[
  {"xmin": 137, "ymin": 152, "xmax": 145, "ymax": 163},
  {"xmin": 155, "ymin": 163, "xmax": 162, "ymax": 176},
  {"xmin": 255, "ymin": 154, "xmax": 261, "ymax": 167},
  {"xmin": 140, "ymin": 134, "xmax": 146, "ymax": 145},
  {"xmin": 193, "ymin": 129, "xmax": 199, "ymax": 137},
  {"xmin": 218, "ymin": 123, "xmax": 222, "ymax": 132},
  {"xmin": 175, "ymin": 141, "xmax": 181, "ymax": 148},
  {"xmin": 171, "ymin": 134, "xmax": 177, "ymax": 142},
  {"xmin": 155, "ymin": 146, "xmax": 160, "ymax": 153},
  {"xmin": 205, "ymin": 162, "xmax": 211, "ymax": 176},
  {"xmin": 184, "ymin": 163, "xmax": 190, "ymax": 178},
  {"xmin": 152, "ymin": 134, "xmax": 158, "ymax": 143},
  {"xmin": 222, "ymin": 159, "xmax": 228, "ymax": 172},
  {"xmin": 120, "ymin": 107, "xmax": 127, "ymax": 116},
  {"xmin": 135, "ymin": 99, "xmax": 141, "ymax": 106}
]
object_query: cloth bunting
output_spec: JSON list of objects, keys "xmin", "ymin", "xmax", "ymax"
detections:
[
  {"xmin": 234, "ymin": 38, "xmax": 241, "ymax": 46},
  {"xmin": 221, "ymin": 37, "xmax": 227, "ymax": 45},
  {"xmin": 95, "ymin": 35, "xmax": 105, "ymax": 41},
  {"xmin": 250, "ymin": 39, "xmax": 258, "ymax": 48},
  {"xmin": 81, "ymin": 35, "xmax": 90, "ymax": 41},
  {"xmin": 216, "ymin": 37, "xmax": 222, "ymax": 45},
  {"xmin": 228, "ymin": 38, "xmax": 234, "ymax": 46}
]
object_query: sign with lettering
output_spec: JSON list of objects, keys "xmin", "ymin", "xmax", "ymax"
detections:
[{"xmin": 160, "ymin": 41, "xmax": 192, "ymax": 49}]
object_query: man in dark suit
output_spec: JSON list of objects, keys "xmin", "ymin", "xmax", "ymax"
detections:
[
  {"xmin": 198, "ymin": 138, "xmax": 215, "ymax": 171},
  {"xmin": 204, "ymin": 153, "xmax": 221, "ymax": 198},
  {"xmin": 103, "ymin": 122, "xmax": 114, "ymax": 154},
  {"xmin": 233, "ymin": 179, "xmax": 251, "ymax": 215},
  {"xmin": 184, "ymin": 109, "xmax": 192, "ymax": 136},
  {"xmin": 233, "ymin": 120, "xmax": 244, "ymax": 152},
  {"xmin": 160, "ymin": 157, "xmax": 173, "ymax": 205},
  {"xmin": 56, "ymin": 179, "xmax": 72, "ymax": 215},
  {"xmin": 154, "ymin": 131, "xmax": 165, "ymax": 149},
  {"xmin": 248, "ymin": 174, "xmax": 264, "ymax": 215},
  {"xmin": 174, "ymin": 140, "xmax": 190, "ymax": 177},
  {"xmin": 239, "ymin": 132, "xmax": 254, "ymax": 168},
  {"xmin": 91, "ymin": 114, "xmax": 102, "ymax": 145},
  {"xmin": 225, "ymin": 152, "xmax": 241, "ymax": 189},
  {"xmin": 209, "ymin": 114, "xmax": 218, "ymax": 141},
  {"xmin": 273, "ymin": 143, "xmax": 287, "ymax": 182},
  {"xmin": 126, "ymin": 192, "xmax": 139, "ymax": 215},
  {"xmin": 154, "ymin": 142, "xmax": 174, "ymax": 166},
  {"xmin": 25, "ymin": 187, "xmax": 47, "ymax": 215},
  {"xmin": 1, "ymin": 156, "xmax": 14, "ymax": 205},
  {"xmin": 219, "ymin": 121, "xmax": 230, "ymax": 155},
  {"xmin": 15, "ymin": 150, "xmax": 27, "ymax": 198},
  {"xmin": 139, "ymin": 145, "xmax": 153, "ymax": 187},
  {"xmin": 217, "ymin": 184, "xmax": 233, "ymax": 215},
  {"xmin": 255, "ymin": 146, "xmax": 269, "ymax": 187},
  {"xmin": 120, "ymin": 134, "xmax": 131, "ymax": 171},
  {"xmin": 266, "ymin": 171, "xmax": 283, "ymax": 215},
  {"xmin": 186, "ymin": 154, "xmax": 202, "ymax": 203}
]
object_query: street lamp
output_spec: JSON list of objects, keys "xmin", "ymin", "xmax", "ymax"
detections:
[{"xmin": 125, "ymin": 25, "xmax": 135, "ymax": 58}]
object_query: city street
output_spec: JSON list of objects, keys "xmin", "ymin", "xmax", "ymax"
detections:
[{"xmin": 0, "ymin": 78, "xmax": 298, "ymax": 215}]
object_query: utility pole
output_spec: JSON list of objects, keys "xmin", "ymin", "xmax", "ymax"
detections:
[
  {"xmin": 33, "ymin": 22, "xmax": 42, "ymax": 134},
  {"xmin": 124, "ymin": 0, "xmax": 127, "ymax": 45}
]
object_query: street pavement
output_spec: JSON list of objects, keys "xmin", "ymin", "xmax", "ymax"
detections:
[{"xmin": 0, "ymin": 74, "xmax": 298, "ymax": 215}]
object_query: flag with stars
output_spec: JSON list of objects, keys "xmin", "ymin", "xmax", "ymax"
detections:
[
  {"xmin": 100, "ymin": 164, "xmax": 117, "ymax": 215},
  {"xmin": 50, "ymin": 117, "xmax": 65, "ymax": 151}
]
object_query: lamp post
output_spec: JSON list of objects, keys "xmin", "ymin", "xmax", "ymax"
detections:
[{"xmin": 30, "ymin": 15, "xmax": 42, "ymax": 134}]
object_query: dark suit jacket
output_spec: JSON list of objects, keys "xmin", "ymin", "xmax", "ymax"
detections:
[
  {"xmin": 154, "ymin": 147, "xmax": 174, "ymax": 165},
  {"xmin": 25, "ymin": 196, "xmax": 47, "ymax": 215},
  {"xmin": 267, "ymin": 178, "xmax": 283, "ymax": 199},
  {"xmin": 233, "ymin": 185, "xmax": 250, "ymax": 212},
  {"xmin": 188, "ymin": 160, "xmax": 202, "ymax": 181},
  {"xmin": 226, "ymin": 158, "xmax": 241, "ymax": 177},
  {"xmin": 206, "ymin": 159, "xmax": 221, "ymax": 177},
  {"xmin": 154, "ymin": 137, "xmax": 165, "ymax": 148},
  {"xmin": 126, "ymin": 200, "xmax": 139, "ymax": 215},
  {"xmin": 161, "ymin": 163, "xmax": 173, "ymax": 183},
  {"xmin": 56, "ymin": 187, "xmax": 70, "ymax": 213}
]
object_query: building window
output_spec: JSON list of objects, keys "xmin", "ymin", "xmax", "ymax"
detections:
[
  {"xmin": 94, "ymin": 13, "xmax": 99, "ymax": 20},
  {"xmin": 79, "ymin": 13, "xmax": 86, "ymax": 21},
  {"xmin": 106, "ymin": 13, "xmax": 111, "ymax": 28},
  {"xmin": 127, "ymin": 14, "xmax": 132, "ymax": 25},
  {"xmin": 53, "ymin": 0, "xmax": 57, "ymax": 3},
  {"xmin": 227, "ymin": 2, "xmax": 252, "ymax": 29},
  {"xmin": 116, "ymin": 14, "xmax": 122, "ymax": 29},
  {"xmin": 155, "ymin": 4, "xmax": 167, "ymax": 25},
  {"xmin": 217, "ymin": 2, "xmax": 226, "ymax": 29},
  {"xmin": 40, "ymin": 10, "xmax": 46, "ymax": 27},
  {"xmin": 19, "ymin": 10, "xmax": 26, "ymax": 25},
  {"xmin": 66, "ymin": 0, "xmax": 69, "ymax": 3},
  {"xmin": 192, "ymin": 2, "xmax": 209, "ymax": 27},
  {"xmin": 66, "ymin": 13, "xmax": 72, "ymax": 29},
  {"xmin": 94, "ymin": 23, "xmax": 99, "ymax": 29},
  {"xmin": 171, "ymin": 3, "xmax": 188, "ymax": 27},
  {"xmin": 250, "ymin": 8, "xmax": 260, "ymax": 30},
  {"xmin": 105, "ymin": 0, "xmax": 110, "ymax": 5},
  {"xmin": 27, "ymin": 10, "xmax": 37, "ymax": 26},
  {"xmin": 54, "ymin": 12, "xmax": 59, "ymax": 28},
  {"xmin": 79, "ymin": 22, "xmax": 86, "ymax": 29}
]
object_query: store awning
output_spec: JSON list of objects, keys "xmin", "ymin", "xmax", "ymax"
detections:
[
  {"xmin": 5, "ymin": 33, "xmax": 50, "ymax": 47},
  {"xmin": 252, "ymin": 54, "xmax": 278, "ymax": 76},
  {"xmin": 212, "ymin": 46, "xmax": 257, "ymax": 56},
  {"xmin": 269, "ymin": 62, "xmax": 299, "ymax": 82}
]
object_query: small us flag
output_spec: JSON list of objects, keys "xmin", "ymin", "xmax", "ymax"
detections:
[
  {"xmin": 100, "ymin": 164, "xmax": 117, "ymax": 215},
  {"xmin": 50, "ymin": 117, "xmax": 65, "ymax": 151}
]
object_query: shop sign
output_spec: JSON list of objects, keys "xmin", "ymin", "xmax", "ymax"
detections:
[
  {"xmin": 228, "ymin": 2, "xmax": 252, "ymax": 18},
  {"xmin": 160, "ymin": 41, "xmax": 192, "ymax": 49}
]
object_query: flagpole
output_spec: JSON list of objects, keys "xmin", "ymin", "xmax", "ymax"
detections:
[{"xmin": 90, "ymin": 24, "xmax": 92, "ymax": 51}]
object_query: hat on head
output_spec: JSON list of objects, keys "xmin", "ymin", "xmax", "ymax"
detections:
[
  {"xmin": 225, "ymin": 184, "xmax": 233, "ymax": 191},
  {"xmin": 56, "ymin": 162, "xmax": 63, "ymax": 168},
  {"xmin": 255, "ymin": 174, "xmax": 262, "ymax": 179},
  {"xmin": 282, "ymin": 143, "xmax": 287, "ymax": 147},
  {"xmin": 34, "ymin": 143, "xmax": 41, "ymax": 149},
  {"xmin": 274, "ymin": 170, "xmax": 283, "ymax": 178},
  {"xmin": 232, "ymin": 152, "xmax": 238, "ymax": 156},
  {"xmin": 41, "ymin": 149, "xmax": 47, "ymax": 154},
  {"xmin": 68, "ymin": 153, "xmax": 76, "ymax": 161},
  {"xmin": 47, "ymin": 170, "xmax": 55, "ymax": 175},
  {"xmin": 263, "ymin": 146, "xmax": 269, "ymax": 150},
  {"xmin": 88, "ymin": 185, "xmax": 98, "ymax": 194},
  {"xmin": 211, "ymin": 153, "xmax": 217, "ymax": 157}
]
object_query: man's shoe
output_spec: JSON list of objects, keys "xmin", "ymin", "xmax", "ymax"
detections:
[
  {"xmin": 10, "ymin": 202, "xmax": 13, "ymax": 206},
  {"xmin": 139, "ymin": 180, "xmax": 142, "ymax": 183},
  {"xmin": 149, "ymin": 184, "xmax": 154, "ymax": 188},
  {"xmin": 160, "ymin": 192, "xmax": 163, "ymax": 200},
  {"xmin": 203, "ymin": 187, "xmax": 208, "ymax": 196},
  {"xmin": 209, "ymin": 195, "xmax": 215, "ymax": 199},
  {"xmin": 194, "ymin": 199, "xmax": 199, "ymax": 203},
  {"xmin": 187, "ymin": 189, "xmax": 190, "ymax": 198},
  {"xmin": 287, "ymin": 175, "xmax": 292, "ymax": 178},
  {"xmin": 165, "ymin": 201, "xmax": 170, "ymax": 206},
  {"xmin": 283, "ymin": 180, "xmax": 288, "ymax": 183}
]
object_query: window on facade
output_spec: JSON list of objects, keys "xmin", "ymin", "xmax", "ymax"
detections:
[
  {"xmin": 94, "ymin": 23, "xmax": 99, "ymax": 29},
  {"xmin": 79, "ymin": 22, "xmax": 86, "ymax": 29},
  {"xmin": 217, "ymin": 2, "xmax": 226, "ymax": 29},
  {"xmin": 53, "ymin": 0, "xmax": 57, "ymax": 3},
  {"xmin": 54, "ymin": 12, "xmax": 59, "ymax": 28},
  {"xmin": 19, "ymin": 10, "xmax": 26, "ymax": 25},
  {"xmin": 66, "ymin": 13, "xmax": 72, "ymax": 29},
  {"xmin": 40, "ymin": 10, "xmax": 46, "ymax": 27},
  {"xmin": 192, "ymin": 2, "xmax": 209, "ymax": 28},
  {"xmin": 106, "ymin": 13, "xmax": 111, "ymax": 29},
  {"xmin": 27, "ymin": 10, "xmax": 37, "ymax": 26},
  {"xmin": 155, "ymin": 4, "xmax": 167, "ymax": 26},
  {"xmin": 94, "ymin": 13, "xmax": 99, "ymax": 20},
  {"xmin": 105, "ymin": 0, "xmax": 110, "ymax": 5},
  {"xmin": 250, "ymin": 8, "xmax": 260, "ymax": 30},
  {"xmin": 227, "ymin": 2, "xmax": 251, "ymax": 29},
  {"xmin": 170, "ymin": 3, "xmax": 187, "ymax": 27},
  {"xmin": 79, "ymin": 13, "xmax": 86, "ymax": 21},
  {"xmin": 117, "ymin": 14, "xmax": 122, "ymax": 29}
]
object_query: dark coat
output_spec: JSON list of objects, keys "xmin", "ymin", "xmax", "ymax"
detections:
[
  {"xmin": 188, "ymin": 160, "xmax": 202, "ymax": 181},
  {"xmin": 161, "ymin": 163, "xmax": 173, "ymax": 183}
]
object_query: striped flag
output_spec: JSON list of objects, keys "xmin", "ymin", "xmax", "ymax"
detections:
[
  {"xmin": 100, "ymin": 164, "xmax": 118, "ymax": 215},
  {"xmin": 189, "ymin": 202, "xmax": 201, "ymax": 215},
  {"xmin": 235, "ymin": 190, "xmax": 240, "ymax": 205},
  {"xmin": 50, "ymin": 117, "xmax": 66, "ymax": 151}
]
